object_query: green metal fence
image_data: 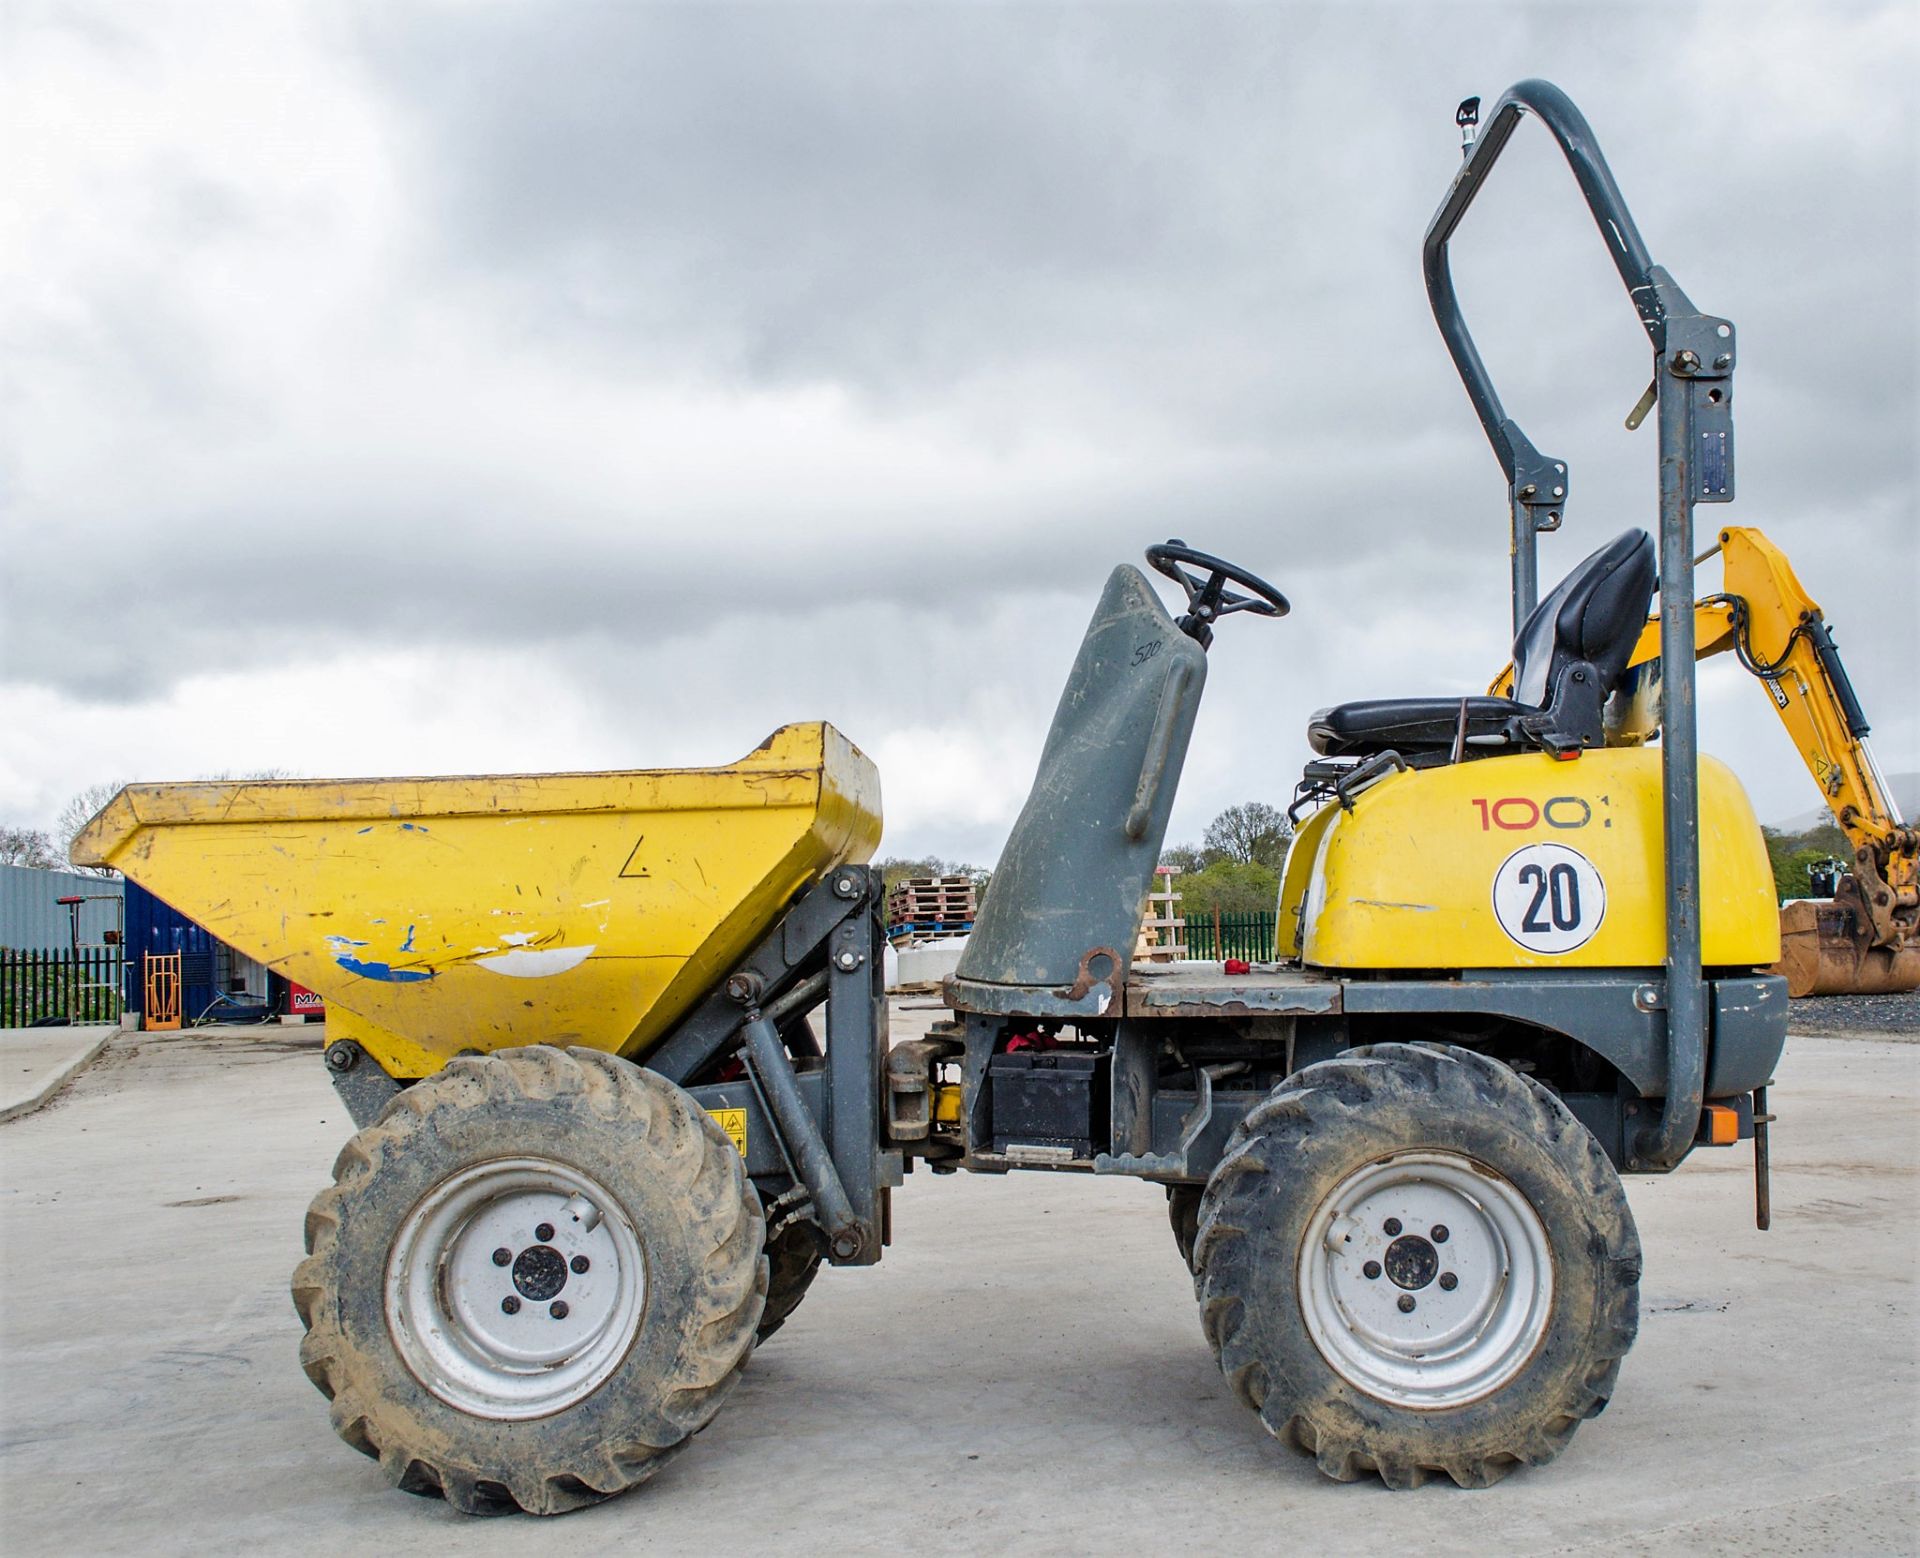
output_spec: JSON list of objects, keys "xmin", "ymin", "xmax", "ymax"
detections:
[
  {"xmin": 1182, "ymin": 909, "xmax": 1279, "ymax": 963},
  {"xmin": 0, "ymin": 947, "xmax": 125, "ymax": 1027}
]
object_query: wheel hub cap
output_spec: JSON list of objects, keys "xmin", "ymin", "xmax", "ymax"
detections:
[
  {"xmin": 385, "ymin": 1159, "xmax": 646, "ymax": 1420},
  {"xmin": 1298, "ymin": 1151, "xmax": 1553, "ymax": 1409},
  {"xmin": 1383, "ymin": 1233, "xmax": 1439, "ymax": 1290},
  {"xmin": 511, "ymin": 1244, "xmax": 569, "ymax": 1301}
]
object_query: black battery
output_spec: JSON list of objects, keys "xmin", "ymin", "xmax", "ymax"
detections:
[{"xmin": 988, "ymin": 1049, "xmax": 1109, "ymax": 1158}]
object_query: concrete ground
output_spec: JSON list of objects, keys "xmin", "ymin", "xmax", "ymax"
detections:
[
  {"xmin": 0, "ymin": 1023, "xmax": 116, "ymax": 1124},
  {"xmin": 1, "ymin": 1025, "xmax": 1915, "ymax": 1556}
]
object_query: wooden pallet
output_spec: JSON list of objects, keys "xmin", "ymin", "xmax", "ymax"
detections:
[
  {"xmin": 1136, "ymin": 866, "xmax": 1187, "ymax": 962},
  {"xmin": 888, "ymin": 875, "xmax": 978, "ymax": 928}
]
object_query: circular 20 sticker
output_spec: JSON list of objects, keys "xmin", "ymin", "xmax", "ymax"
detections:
[{"xmin": 1492, "ymin": 842, "xmax": 1606, "ymax": 954}]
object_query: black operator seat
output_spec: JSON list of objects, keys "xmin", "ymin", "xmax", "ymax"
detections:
[{"xmin": 1307, "ymin": 529, "xmax": 1657, "ymax": 762}]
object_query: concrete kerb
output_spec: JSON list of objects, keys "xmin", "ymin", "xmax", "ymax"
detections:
[{"xmin": 0, "ymin": 1024, "xmax": 118, "ymax": 1124}]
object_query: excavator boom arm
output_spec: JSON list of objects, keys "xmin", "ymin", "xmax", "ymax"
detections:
[
  {"xmin": 1490, "ymin": 526, "xmax": 1916, "ymax": 981},
  {"xmin": 1626, "ymin": 527, "xmax": 1908, "ymax": 852}
]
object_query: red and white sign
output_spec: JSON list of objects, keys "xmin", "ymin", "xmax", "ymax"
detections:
[{"xmin": 289, "ymin": 983, "xmax": 326, "ymax": 1018}]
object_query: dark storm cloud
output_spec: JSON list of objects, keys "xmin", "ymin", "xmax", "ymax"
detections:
[
  {"xmin": 352, "ymin": 3, "xmax": 1498, "ymax": 445},
  {"xmin": 2, "ymin": 1, "xmax": 1913, "ymax": 842},
  {"xmin": 351, "ymin": 4, "xmax": 1913, "ymax": 447}
]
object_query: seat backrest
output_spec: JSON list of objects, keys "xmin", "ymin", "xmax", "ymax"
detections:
[
  {"xmin": 956, "ymin": 565, "xmax": 1207, "ymax": 997},
  {"xmin": 1511, "ymin": 529, "xmax": 1657, "ymax": 707}
]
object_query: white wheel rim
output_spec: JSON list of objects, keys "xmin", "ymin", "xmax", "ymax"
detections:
[
  {"xmin": 385, "ymin": 1158, "xmax": 646, "ymax": 1420},
  {"xmin": 1298, "ymin": 1151, "xmax": 1553, "ymax": 1410}
]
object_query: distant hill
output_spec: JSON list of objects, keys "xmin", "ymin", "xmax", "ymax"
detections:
[{"xmin": 1771, "ymin": 771, "xmax": 1918, "ymax": 833}]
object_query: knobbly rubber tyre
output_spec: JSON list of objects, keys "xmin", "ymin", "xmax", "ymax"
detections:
[
  {"xmin": 1194, "ymin": 1042, "xmax": 1640, "ymax": 1489},
  {"xmin": 756, "ymin": 1218, "xmax": 824, "ymax": 1343},
  {"xmin": 1167, "ymin": 1185, "xmax": 1202, "ymax": 1270},
  {"xmin": 292, "ymin": 1045, "xmax": 766, "ymax": 1516}
]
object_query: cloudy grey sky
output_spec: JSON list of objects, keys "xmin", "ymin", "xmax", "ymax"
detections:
[{"xmin": 3, "ymin": 0, "xmax": 1914, "ymax": 864}]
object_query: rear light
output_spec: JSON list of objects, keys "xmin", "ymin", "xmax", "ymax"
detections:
[{"xmin": 1700, "ymin": 1104, "xmax": 1740, "ymax": 1146}]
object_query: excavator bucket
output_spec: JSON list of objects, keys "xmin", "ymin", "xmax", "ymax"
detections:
[{"xmin": 1776, "ymin": 884, "xmax": 1920, "ymax": 997}]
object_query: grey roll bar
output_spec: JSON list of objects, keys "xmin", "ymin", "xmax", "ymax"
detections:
[{"xmin": 1422, "ymin": 79, "xmax": 1739, "ymax": 1171}]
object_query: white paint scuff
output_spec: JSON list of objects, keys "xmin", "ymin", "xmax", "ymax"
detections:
[{"xmin": 474, "ymin": 944, "xmax": 596, "ymax": 978}]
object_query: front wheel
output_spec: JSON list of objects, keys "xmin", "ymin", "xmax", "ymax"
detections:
[
  {"xmin": 292, "ymin": 1046, "xmax": 766, "ymax": 1515},
  {"xmin": 1194, "ymin": 1042, "xmax": 1640, "ymax": 1488}
]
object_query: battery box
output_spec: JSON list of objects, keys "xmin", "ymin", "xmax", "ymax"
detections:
[{"xmin": 988, "ymin": 1049, "xmax": 1109, "ymax": 1158}]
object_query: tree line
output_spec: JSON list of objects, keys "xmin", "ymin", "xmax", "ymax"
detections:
[{"xmin": 1159, "ymin": 801, "xmax": 1294, "ymax": 915}]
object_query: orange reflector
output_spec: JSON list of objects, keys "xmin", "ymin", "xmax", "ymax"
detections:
[{"xmin": 1702, "ymin": 1105, "xmax": 1740, "ymax": 1146}]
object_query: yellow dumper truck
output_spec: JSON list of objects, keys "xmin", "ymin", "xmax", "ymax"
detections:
[{"xmin": 76, "ymin": 82, "xmax": 1905, "ymax": 1511}]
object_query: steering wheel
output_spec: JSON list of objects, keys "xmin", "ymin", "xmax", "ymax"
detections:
[{"xmin": 1145, "ymin": 540, "xmax": 1289, "ymax": 645}]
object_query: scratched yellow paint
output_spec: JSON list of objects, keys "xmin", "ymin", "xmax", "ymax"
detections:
[
  {"xmin": 1279, "ymin": 747, "xmax": 1778, "ymax": 971},
  {"xmin": 72, "ymin": 723, "xmax": 881, "ymax": 1079}
]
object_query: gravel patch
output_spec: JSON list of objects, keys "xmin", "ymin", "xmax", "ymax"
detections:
[{"xmin": 1788, "ymin": 988, "xmax": 1920, "ymax": 1035}]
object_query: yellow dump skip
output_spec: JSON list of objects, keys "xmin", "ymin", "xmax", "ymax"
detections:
[{"xmin": 72, "ymin": 724, "xmax": 881, "ymax": 1079}]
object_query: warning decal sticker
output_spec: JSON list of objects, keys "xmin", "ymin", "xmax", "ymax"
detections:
[{"xmin": 709, "ymin": 1107, "xmax": 748, "ymax": 1157}]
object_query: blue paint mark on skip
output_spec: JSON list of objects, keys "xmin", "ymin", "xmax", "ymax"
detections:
[
  {"xmin": 358, "ymin": 827, "xmax": 373, "ymax": 835},
  {"xmin": 400, "ymin": 924, "xmax": 416, "ymax": 952},
  {"xmin": 336, "ymin": 955, "xmax": 433, "ymax": 983},
  {"xmin": 400, "ymin": 823, "xmax": 429, "ymax": 833}
]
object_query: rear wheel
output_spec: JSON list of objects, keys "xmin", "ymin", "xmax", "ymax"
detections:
[
  {"xmin": 1194, "ymin": 1042, "xmax": 1639, "ymax": 1488},
  {"xmin": 293, "ymin": 1046, "xmax": 766, "ymax": 1515},
  {"xmin": 757, "ymin": 1216, "xmax": 824, "ymax": 1343}
]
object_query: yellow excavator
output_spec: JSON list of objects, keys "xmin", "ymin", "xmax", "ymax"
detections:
[{"xmin": 1496, "ymin": 524, "xmax": 1917, "ymax": 996}]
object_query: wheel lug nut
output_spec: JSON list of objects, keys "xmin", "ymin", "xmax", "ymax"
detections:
[
  {"xmin": 501, "ymin": 1296, "xmax": 520, "ymax": 1315},
  {"xmin": 1362, "ymin": 1260, "xmax": 1381, "ymax": 1280},
  {"xmin": 1397, "ymin": 1294, "xmax": 1416, "ymax": 1313},
  {"xmin": 1383, "ymin": 1217, "xmax": 1402, "ymax": 1236},
  {"xmin": 570, "ymin": 1255, "xmax": 590, "ymax": 1274},
  {"xmin": 1431, "ymin": 1224, "xmax": 1449, "ymax": 1243},
  {"xmin": 550, "ymin": 1301, "xmax": 570, "ymax": 1320},
  {"xmin": 492, "ymin": 1247, "xmax": 512, "ymax": 1266},
  {"xmin": 1439, "ymin": 1272, "xmax": 1459, "ymax": 1291},
  {"xmin": 535, "ymin": 1222, "xmax": 555, "ymax": 1242}
]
